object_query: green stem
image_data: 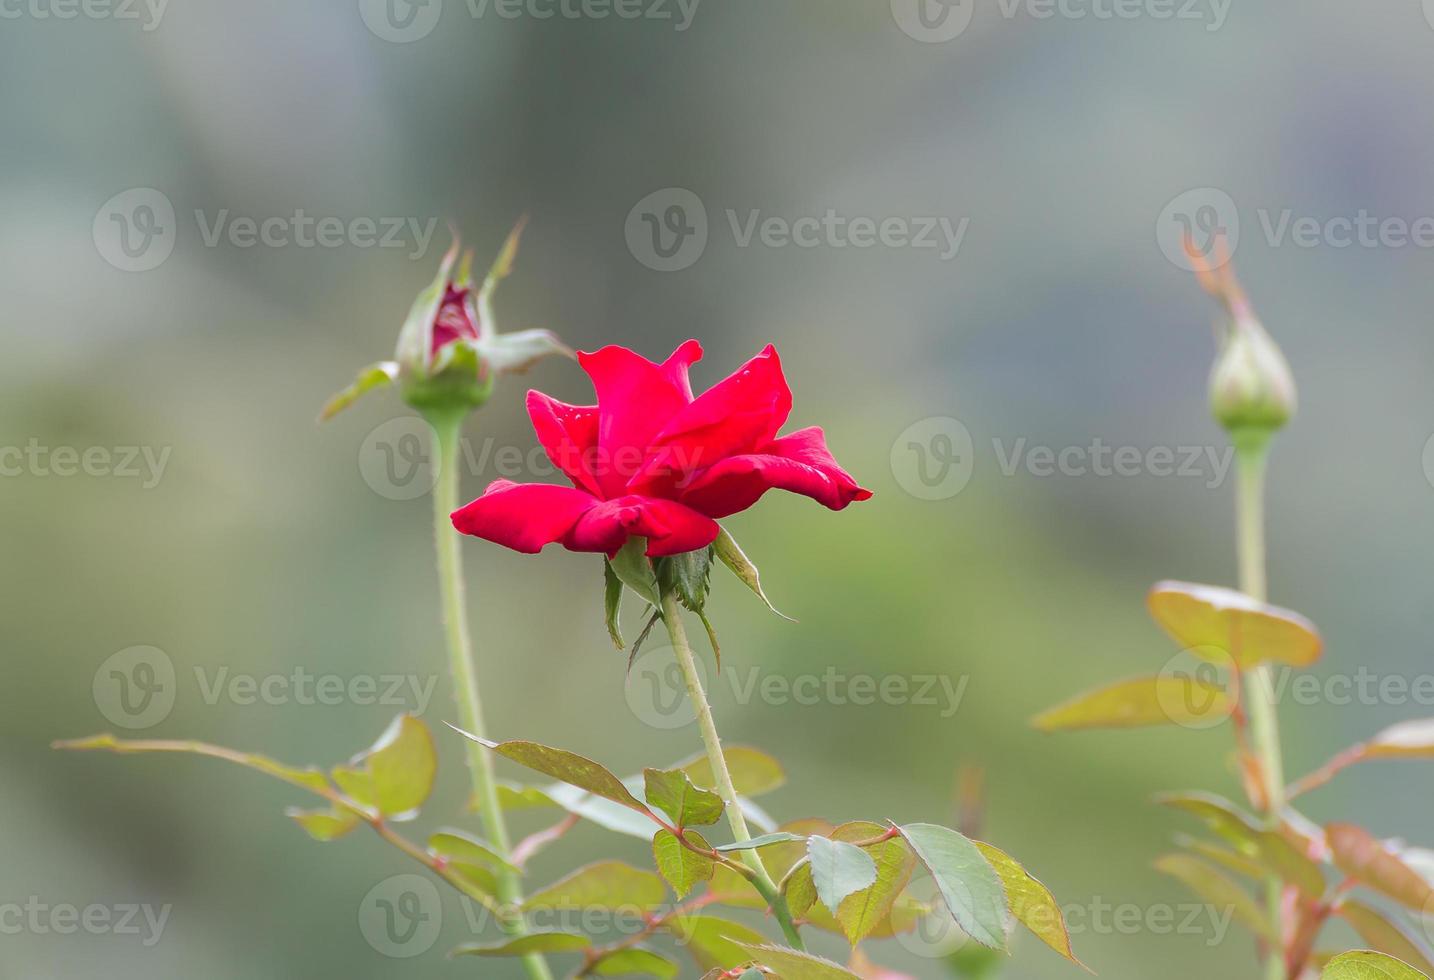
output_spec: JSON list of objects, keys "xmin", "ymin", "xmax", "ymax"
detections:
[
  {"xmin": 1234, "ymin": 431, "xmax": 1286, "ymax": 980},
  {"xmin": 658, "ymin": 590, "xmax": 806, "ymax": 951},
  {"xmin": 430, "ymin": 412, "xmax": 553, "ymax": 980}
]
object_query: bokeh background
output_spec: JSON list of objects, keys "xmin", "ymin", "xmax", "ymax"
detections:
[{"xmin": 6, "ymin": 1, "xmax": 1434, "ymax": 977}]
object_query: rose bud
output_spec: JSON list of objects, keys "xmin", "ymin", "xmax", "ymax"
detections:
[
  {"xmin": 1187, "ymin": 236, "xmax": 1296, "ymax": 436},
  {"xmin": 321, "ymin": 218, "xmax": 572, "ymax": 421}
]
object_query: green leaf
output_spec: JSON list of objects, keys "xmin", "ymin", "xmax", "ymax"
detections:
[
  {"xmin": 603, "ymin": 561, "xmax": 625, "ymax": 650},
  {"xmin": 1328, "ymin": 824, "xmax": 1434, "ymax": 912},
  {"xmin": 451, "ymin": 932, "xmax": 591, "ymax": 958},
  {"xmin": 807, "ymin": 835, "xmax": 879, "ymax": 914},
  {"xmin": 714, "ymin": 527, "xmax": 795, "ymax": 621},
  {"xmin": 644, "ymin": 768, "xmax": 725, "ymax": 828},
  {"xmin": 830, "ymin": 821, "xmax": 916, "ymax": 946},
  {"xmin": 285, "ymin": 806, "xmax": 359, "ymax": 841},
  {"xmin": 976, "ymin": 840, "xmax": 1083, "ymax": 965},
  {"xmin": 761, "ymin": 819, "xmax": 835, "ymax": 879},
  {"xmin": 1323, "ymin": 950, "xmax": 1432, "ymax": 979},
  {"xmin": 715, "ymin": 832, "xmax": 808, "ymax": 853},
  {"xmin": 586, "ymin": 946, "xmax": 681, "ymax": 978},
  {"xmin": 429, "ymin": 829, "xmax": 518, "ymax": 874},
  {"xmin": 494, "ymin": 781, "xmax": 560, "ymax": 811},
  {"xmin": 342, "ymin": 714, "xmax": 437, "ymax": 821},
  {"xmin": 653, "ymin": 829, "xmax": 716, "ymax": 899},
  {"xmin": 52, "ymin": 733, "xmax": 331, "ymax": 795},
  {"xmin": 1367, "ymin": 719, "xmax": 1434, "ymax": 759},
  {"xmin": 680, "ymin": 746, "xmax": 786, "ymax": 798},
  {"xmin": 667, "ymin": 915, "xmax": 770, "ymax": 972},
  {"xmin": 525, "ymin": 861, "xmax": 667, "ymax": 912},
  {"xmin": 898, "ymin": 823, "xmax": 1010, "ymax": 951},
  {"xmin": 655, "ymin": 545, "xmax": 714, "ymax": 615},
  {"xmin": 1031, "ymin": 674, "xmax": 1231, "ymax": 731},
  {"xmin": 451, "ymin": 730, "xmax": 655, "ymax": 818},
  {"xmin": 1147, "ymin": 580, "xmax": 1323, "ymax": 669},
  {"xmin": 1153, "ymin": 853, "xmax": 1270, "ymax": 938},
  {"xmin": 1157, "ymin": 793, "xmax": 1326, "ymax": 897},
  {"xmin": 610, "ymin": 537, "xmax": 660, "ymax": 607},
  {"xmin": 1339, "ymin": 901, "xmax": 1434, "ymax": 976},
  {"xmin": 319, "ymin": 361, "xmax": 399, "ymax": 420},
  {"xmin": 1174, "ymin": 835, "xmax": 1267, "ymax": 879},
  {"xmin": 543, "ymin": 781, "xmax": 662, "ymax": 839},
  {"xmin": 736, "ymin": 943, "xmax": 862, "ymax": 979},
  {"xmin": 784, "ymin": 861, "xmax": 818, "ymax": 918}
]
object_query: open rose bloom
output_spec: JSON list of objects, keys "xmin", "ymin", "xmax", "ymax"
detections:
[{"xmin": 452, "ymin": 341, "xmax": 871, "ymax": 557}]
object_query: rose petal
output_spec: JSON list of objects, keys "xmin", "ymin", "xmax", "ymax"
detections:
[
  {"xmin": 451, "ymin": 479, "xmax": 597, "ymax": 554},
  {"xmin": 628, "ymin": 345, "xmax": 793, "ymax": 496},
  {"xmin": 577, "ymin": 345, "xmax": 694, "ymax": 496},
  {"xmin": 564, "ymin": 494, "xmax": 720, "ymax": 558},
  {"xmin": 430, "ymin": 285, "xmax": 478, "ymax": 356},
  {"xmin": 677, "ymin": 426, "xmax": 873, "ymax": 519},
  {"xmin": 526, "ymin": 391, "xmax": 601, "ymax": 496},
  {"xmin": 661, "ymin": 339, "xmax": 704, "ymax": 401}
]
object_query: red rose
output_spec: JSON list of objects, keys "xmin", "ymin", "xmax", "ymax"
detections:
[{"xmin": 452, "ymin": 341, "xmax": 872, "ymax": 557}]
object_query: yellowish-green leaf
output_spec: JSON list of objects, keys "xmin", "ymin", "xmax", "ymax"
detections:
[
  {"xmin": 586, "ymin": 946, "xmax": 680, "ymax": 978},
  {"xmin": 1147, "ymin": 580, "xmax": 1322, "ymax": 668},
  {"xmin": 1157, "ymin": 793, "xmax": 1326, "ymax": 898},
  {"xmin": 52, "ymin": 733, "xmax": 331, "ymax": 795},
  {"xmin": 644, "ymin": 768, "xmax": 724, "ymax": 828},
  {"xmin": 737, "ymin": 943, "xmax": 862, "ymax": 979},
  {"xmin": 1174, "ymin": 835, "xmax": 1268, "ymax": 879},
  {"xmin": 1154, "ymin": 853, "xmax": 1270, "ymax": 938},
  {"xmin": 1339, "ymin": 901, "xmax": 1434, "ymax": 976},
  {"xmin": 344, "ymin": 714, "xmax": 436, "ymax": 820},
  {"xmin": 831, "ymin": 822, "xmax": 915, "ymax": 946},
  {"xmin": 667, "ymin": 915, "xmax": 770, "ymax": 972},
  {"xmin": 1367, "ymin": 720, "xmax": 1434, "ymax": 759},
  {"xmin": 977, "ymin": 840, "xmax": 1084, "ymax": 965},
  {"xmin": 1323, "ymin": 950, "xmax": 1432, "ymax": 979},
  {"xmin": 452, "ymin": 932, "xmax": 590, "ymax": 957},
  {"xmin": 525, "ymin": 861, "xmax": 667, "ymax": 912},
  {"xmin": 453, "ymin": 730, "xmax": 654, "ymax": 817},
  {"xmin": 1329, "ymin": 825, "xmax": 1434, "ymax": 913},
  {"xmin": 429, "ymin": 829, "xmax": 517, "ymax": 874},
  {"xmin": 285, "ymin": 806, "xmax": 360, "ymax": 842},
  {"xmin": 1032, "ymin": 675, "xmax": 1230, "ymax": 731},
  {"xmin": 764, "ymin": 819, "xmax": 835, "ymax": 879},
  {"xmin": 653, "ymin": 829, "xmax": 716, "ymax": 899},
  {"xmin": 680, "ymin": 746, "xmax": 786, "ymax": 798},
  {"xmin": 714, "ymin": 527, "xmax": 794, "ymax": 621}
]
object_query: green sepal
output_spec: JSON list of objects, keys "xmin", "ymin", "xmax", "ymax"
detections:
[
  {"xmin": 603, "ymin": 560, "xmax": 625, "ymax": 650},
  {"xmin": 655, "ymin": 545, "xmax": 714, "ymax": 614},
  {"xmin": 610, "ymin": 537, "xmax": 660, "ymax": 607},
  {"xmin": 714, "ymin": 527, "xmax": 794, "ymax": 621},
  {"xmin": 319, "ymin": 361, "xmax": 399, "ymax": 421},
  {"xmin": 401, "ymin": 338, "xmax": 494, "ymax": 414}
]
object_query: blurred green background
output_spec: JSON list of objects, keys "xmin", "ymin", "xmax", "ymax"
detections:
[{"xmin": 6, "ymin": 1, "xmax": 1434, "ymax": 977}]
